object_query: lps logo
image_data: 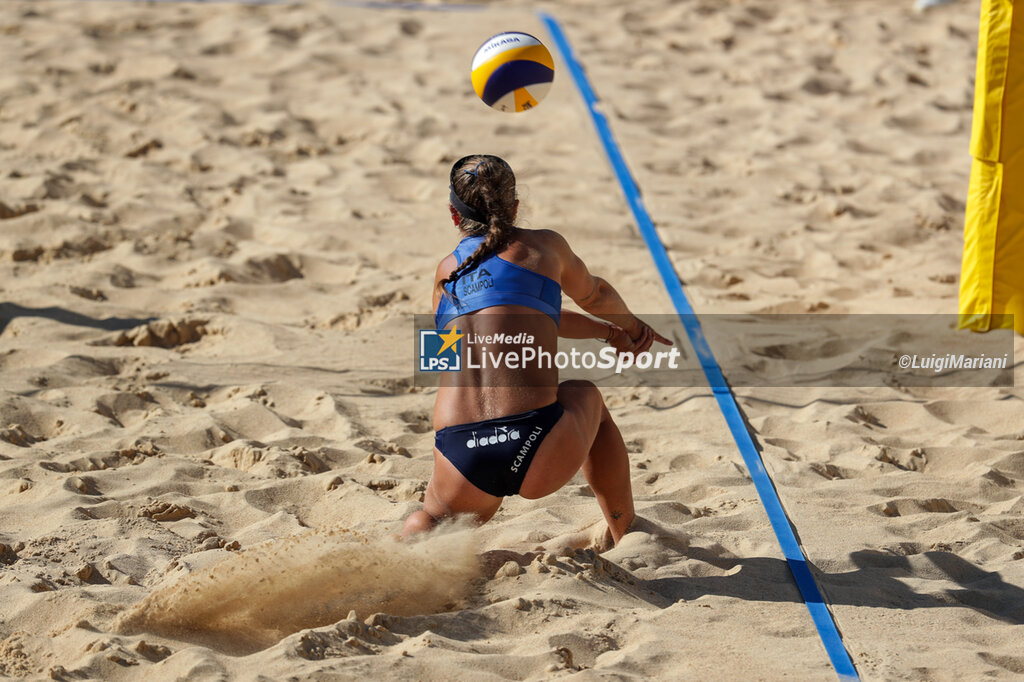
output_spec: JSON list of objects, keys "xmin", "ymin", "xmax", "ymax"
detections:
[{"xmin": 419, "ymin": 327, "xmax": 463, "ymax": 372}]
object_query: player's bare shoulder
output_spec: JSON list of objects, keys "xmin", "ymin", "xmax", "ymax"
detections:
[
  {"xmin": 436, "ymin": 252, "xmax": 459, "ymax": 283},
  {"xmin": 521, "ymin": 228, "xmax": 571, "ymax": 256}
]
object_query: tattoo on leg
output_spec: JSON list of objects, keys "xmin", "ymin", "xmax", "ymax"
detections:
[{"xmin": 611, "ymin": 511, "xmax": 622, "ymax": 520}]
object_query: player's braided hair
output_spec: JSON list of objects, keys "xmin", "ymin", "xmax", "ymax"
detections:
[{"xmin": 437, "ymin": 155, "xmax": 517, "ymax": 303}]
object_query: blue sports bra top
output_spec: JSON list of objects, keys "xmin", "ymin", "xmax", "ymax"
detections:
[{"xmin": 434, "ymin": 235, "xmax": 562, "ymax": 329}]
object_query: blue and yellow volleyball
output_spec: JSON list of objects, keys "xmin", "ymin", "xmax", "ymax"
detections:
[{"xmin": 471, "ymin": 32, "xmax": 554, "ymax": 113}]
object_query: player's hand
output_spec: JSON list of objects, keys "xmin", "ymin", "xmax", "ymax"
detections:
[
  {"xmin": 623, "ymin": 317, "xmax": 672, "ymax": 355},
  {"xmin": 603, "ymin": 323, "xmax": 634, "ymax": 355}
]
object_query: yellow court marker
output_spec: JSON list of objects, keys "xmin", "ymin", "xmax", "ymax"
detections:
[{"xmin": 960, "ymin": 0, "xmax": 1023, "ymax": 334}]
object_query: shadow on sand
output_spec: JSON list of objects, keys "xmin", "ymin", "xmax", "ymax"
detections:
[
  {"xmin": 0, "ymin": 302, "xmax": 153, "ymax": 336},
  {"xmin": 644, "ymin": 544, "xmax": 1024, "ymax": 626}
]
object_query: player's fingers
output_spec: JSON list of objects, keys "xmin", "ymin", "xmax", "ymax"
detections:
[{"xmin": 634, "ymin": 328, "xmax": 654, "ymax": 354}]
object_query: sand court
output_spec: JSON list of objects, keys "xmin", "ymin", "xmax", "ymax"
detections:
[{"xmin": 2, "ymin": 0, "xmax": 1024, "ymax": 679}]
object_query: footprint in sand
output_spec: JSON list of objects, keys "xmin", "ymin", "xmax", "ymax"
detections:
[
  {"xmin": 112, "ymin": 317, "xmax": 212, "ymax": 349},
  {"xmin": 64, "ymin": 475, "xmax": 101, "ymax": 495},
  {"xmin": 398, "ymin": 410, "xmax": 431, "ymax": 434},
  {"xmin": 869, "ymin": 497, "xmax": 966, "ymax": 517}
]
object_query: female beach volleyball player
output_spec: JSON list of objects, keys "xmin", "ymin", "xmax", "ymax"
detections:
[{"xmin": 402, "ymin": 154, "xmax": 671, "ymax": 545}]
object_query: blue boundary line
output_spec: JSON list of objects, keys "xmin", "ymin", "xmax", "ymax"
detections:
[{"xmin": 539, "ymin": 12, "xmax": 859, "ymax": 681}]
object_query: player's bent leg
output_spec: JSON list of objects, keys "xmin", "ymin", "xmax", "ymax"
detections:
[
  {"xmin": 519, "ymin": 380, "xmax": 635, "ymax": 544},
  {"xmin": 402, "ymin": 449, "xmax": 504, "ymax": 538},
  {"xmin": 582, "ymin": 400, "xmax": 635, "ymax": 543},
  {"xmin": 519, "ymin": 380, "xmax": 605, "ymax": 499}
]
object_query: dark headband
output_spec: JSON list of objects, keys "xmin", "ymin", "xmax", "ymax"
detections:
[{"xmin": 449, "ymin": 185, "xmax": 489, "ymax": 224}]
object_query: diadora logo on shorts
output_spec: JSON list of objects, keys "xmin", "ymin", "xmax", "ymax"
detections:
[
  {"xmin": 465, "ymin": 426, "xmax": 520, "ymax": 449},
  {"xmin": 465, "ymin": 425, "xmax": 543, "ymax": 473},
  {"xmin": 419, "ymin": 327, "xmax": 463, "ymax": 372}
]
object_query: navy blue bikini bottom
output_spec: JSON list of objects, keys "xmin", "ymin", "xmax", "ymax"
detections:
[{"xmin": 434, "ymin": 402, "xmax": 565, "ymax": 497}]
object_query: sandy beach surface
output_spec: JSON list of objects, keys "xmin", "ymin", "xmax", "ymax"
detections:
[{"xmin": 2, "ymin": 0, "xmax": 1023, "ymax": 679}]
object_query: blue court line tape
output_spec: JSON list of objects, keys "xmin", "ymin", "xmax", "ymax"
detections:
[{"xmin": 539, "ymin": 13, "xmax": 859, "ymax": 681}]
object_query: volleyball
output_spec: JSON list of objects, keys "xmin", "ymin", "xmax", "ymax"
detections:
[{"xmin": 470, "ymin": 32, "xmax": 554, "ymax": 113}]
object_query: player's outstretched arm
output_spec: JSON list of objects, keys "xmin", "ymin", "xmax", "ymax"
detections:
[{"xmin": 546, "ymin": 231, "xmax": 671, "ymax": 354}]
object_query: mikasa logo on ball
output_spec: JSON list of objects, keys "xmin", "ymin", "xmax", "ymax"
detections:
[
  {"xmin": 483, "ymin": 35, "xmax": 521, "ymax": 52},
  {"xmin": 470, "ymin": 31, "xmax": 554, "ymax": 113}
]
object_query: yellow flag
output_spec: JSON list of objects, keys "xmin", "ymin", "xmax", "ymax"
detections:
[{"xmin": 960, "ymin": 0, "xmax": 1023, "ymax": 333}]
